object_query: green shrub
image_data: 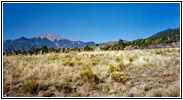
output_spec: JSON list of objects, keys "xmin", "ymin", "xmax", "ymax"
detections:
[
  {"xmin": 65, "ymin": 54, "xmax": 71, "ymax": 58},
  {"xmin": 110, "ymin": 72, "xmax": 128, "ymax": 82},
  {"xmin": 63, "ymin": 59, "xmax": 74, "ymax": 66},
  {"xmin": 79, "ymin": 69, "xmax": 99, "ymax": 84},
  {"xmin": 92, "ymin": 59, "xmax": 99, "ymax": 66},
  {"xmin": 49, "ymin": 54, "xmax": 60, "ymax": 60},
  {"xmin": 115, "ymin": 57, "xmax": 120, "ymax": 62},
  {"xmin": 90, "ymin": 54, "xmax": 95, "ymax": 58},
  {"xmin": 77, "ymin": 61, "xmax": 83, "ymax": 66},
  {"xmin": 129, "ymin": 57, "xmax": 134, "ymax": 62},
  {"xmin": 108, "ymin": 64, "xmax": 117, "ymax": 72},
  {"xmin": 81, "ymin": 64, "xmax": 91, "ymax": 70},
  {"xmin": 54, "ymin": 82, "xmax": 72, "ymax": 93},
  {"xmin": 117, "ymin": 62, "xmax": 126, "ymax": 71}
]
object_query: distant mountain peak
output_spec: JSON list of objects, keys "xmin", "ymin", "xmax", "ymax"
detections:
[
  {"xmin": 35, "ymin": 34, "xmax": 63, "ymax": 42},
  {"xmin": 67, "ymin": 38, "xmax": 78, "ymax": 41}
]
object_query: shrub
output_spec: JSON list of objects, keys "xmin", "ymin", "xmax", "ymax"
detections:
[
  {"xmin": 117, "ymin": 62, "xmax": 126, "ymax": 71},
  {"xmin": 92, "ymin": 59, "xmax": 99, "ymax": 66},
  {"xmin": 110, "ymin": 72, "xmax": 128, "ymax": 82},
  {"xmin": 77, "ymin": 61, "xmax": 83, "ymax": 66},
  {"xmin": 79, "ymin": 69, "xmax": 99, "ymax": 84},
  {"xmin": 49, "ymin": 54, "xmax": 60, "ymax": 60},
  {"xmin": 129, "ymin": 57, "xmax": 135, "ymax": 62},
  {"xmin": 90, "ymin": 54, "xmax": 95, "ymax": 58},
  {"xmin": 115, "ymin": 57, "xmax": 120, "ymax": 62},
  {"xmin": 63, "ymin": 59, "xmax": 74, "ymax": 66},
  {"xmin": 81, "ymin": 64, "xmax": 91, "ymax": 70},
  {"xmin": 21, "ymin": 80, "xmax": 40, "ymax": 94},
  {"xmin": 54, "ymin": 82, "xmax": 72, "ymax": 93},
  {"xmin": 65, "ymin": 54, "xmax": 71, "ymax": 58},
  {"xmin": 108, "ymin": 64, "xmax": 117, "ymax": 72}
]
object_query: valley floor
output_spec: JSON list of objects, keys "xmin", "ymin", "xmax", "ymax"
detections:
[{"xmin": 3, "ymin": 48, "xmax": 180, "ymax": 97}]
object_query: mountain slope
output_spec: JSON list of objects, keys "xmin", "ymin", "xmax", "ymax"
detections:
[
  {"xmin": 3, "ymin": 34, "xmax": 95, "ymax": 52},
  {"xmin": 149, "ymin": 28, "xmax": 180, "ymax": 43}
]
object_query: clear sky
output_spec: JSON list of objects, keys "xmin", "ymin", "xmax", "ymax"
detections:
[{"xmin": 3, "ymin": 3, "xmax": 180, "ymax": 43}]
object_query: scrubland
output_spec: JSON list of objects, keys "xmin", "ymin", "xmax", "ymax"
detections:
[{"xmin": 3, "ymin": 48, "xmax": 180, "ymax": 97}]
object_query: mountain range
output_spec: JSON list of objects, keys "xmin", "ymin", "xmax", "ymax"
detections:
[
  {"xmin": 3, "ymin": 34, "xmax": 95, "ymax": 52},
  {"xmin": 3, "ymin": 27, "xmax": 180, "ymax": 52}
]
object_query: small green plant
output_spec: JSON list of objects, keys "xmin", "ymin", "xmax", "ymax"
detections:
[
  {"xmin": 110, "ymin": 72, "xmax": 128, "ymax": 82},
  {"xmin": 54, "ymin": 82, "xmax": 72, "ymax": 93},
  {"xmin": 65, "ymin": 54, "xmax": 71, "ymax": 58},
  {"xmin": 129, "ymin": 57, "xmax": 134, "ymax": 62},
  {"xmin": 90, "ymin": 54, "xmax": 95, "ymax": 58},
  {"xmin": 92, "ymin": 59, "xmax": 99, "ymax": 66},
  {"xmin": 49, "ymin": 54, "xmax": 60, "ymax": 60},
  {"xmin": 108, "ymin": 64, "xmax": 117, "ymax": 72},
  {"xmin": 63, "ymin": 59, "xmax": 74, "ymax": 66},
  {"xmin": 79, "ymin": 69, "xmax": 99, "ymax": 84},
  {"xmin": 117, "ymin": 62, "xmax": 126, "ymax": 71},
  {"xmin": 115, "ymin": 57, "xmax": 120, "ymax": 62},
  {"xmin": 77, "ymin": 61, "xmax": 83, "ymax": 66}
]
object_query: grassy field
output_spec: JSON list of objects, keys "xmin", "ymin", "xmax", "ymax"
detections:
[{"xmin": 3, "ymin": 48, "xmax": 180, "ymax": 97}]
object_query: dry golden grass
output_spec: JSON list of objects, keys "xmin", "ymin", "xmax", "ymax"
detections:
[{"xmin": 3, "ymin": 48, "xmax": 180, "ymax": 97}]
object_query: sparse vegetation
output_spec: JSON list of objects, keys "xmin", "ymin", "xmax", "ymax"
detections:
[{"xmin": 3, "ymin": 48, "xmax": 180, "ymax": 97}]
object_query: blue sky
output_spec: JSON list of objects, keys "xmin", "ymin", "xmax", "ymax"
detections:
[{"xmin": 3, "ymin": 3, "xmax": 180, "ymax": 43}]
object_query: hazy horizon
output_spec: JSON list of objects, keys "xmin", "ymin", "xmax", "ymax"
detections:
[{"xmin": 3, "ymin": 3, "xmax": 180, "ymax": 43}]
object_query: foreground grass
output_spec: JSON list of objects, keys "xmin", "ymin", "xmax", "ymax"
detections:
[{"xmin": 3, "ymin": 48, "xmax": 180, "ymax": 97}]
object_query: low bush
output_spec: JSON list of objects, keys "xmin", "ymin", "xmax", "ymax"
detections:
[
  {"xmin": 110, "ymin": 72, "xmax": 128, "ymax": 82},
  {"xmin": 129, "ymin": 57, "xmax": 134, "ymax": 62},
  {"xmin": 49, "ymin": 54, "xmax": 60, "ymax": 60},
  {"xmin": 63, "ymin": 59, "xmax": 74, "ymax": 66},
  {"xmin": 115, "ymin": 57, "xmax": 120, "ymax": 62},
  {"xmin": 54, "ymin": 82, "xmax": 72, "ymax": 93},
  {"xmin": 108, "ymin": 64, "xmax": 117, "ymax": 72},
  {"xmin": 92, "ymin": 59, "xmax": 99, "ymax": 66},
  {"xmin": 117, "ymin": 62, "xmax": 126, "ymax": 71},
  {"xmin": 79, "ymin": 69, "xmax": 99, "ymax": 84},
  {"xmin": 21, "ymin": 80, "xmax": 40, "ymax": 94}
]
